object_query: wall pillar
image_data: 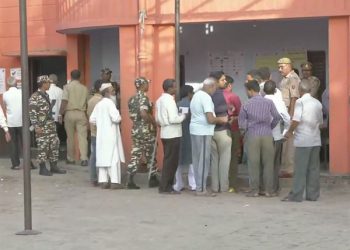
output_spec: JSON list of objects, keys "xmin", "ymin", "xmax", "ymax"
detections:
[
  {"xmin": 66, "ymin": 35, "xmax": 79, "ymax": 78},
  {"xmin": 119, "ymin": 26, "xmax": 137, "ymax": 160},
  {"xmin": 119, "ymin": 24, "xmax": 175, "ymax": 167},
  {"xmin": 328, "ymin": 17, "xmax": 350, "ymax": 174}
]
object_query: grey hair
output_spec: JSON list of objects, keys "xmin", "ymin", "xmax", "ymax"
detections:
[
  {"xmin": 7, "ymin": 76, "xmax": 16, "ymax": 87},
  {"xmin": 299, "ymin": 79, "xmax": 312, "ymax": 93},
  {"xmin": 49, "ymin": 74, "xmax": 58, "ymax": 83},
  {"xmin": 202, "ymin": 77, "xmax": 216, "ymax": 86}
]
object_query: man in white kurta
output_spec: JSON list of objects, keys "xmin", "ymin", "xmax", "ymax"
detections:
[
  {"xmin": 263, "ymin": 80, "xmax": 290, "ymax": 194},
  {"xmin": 89, "ymin": 83, "xmax": 125, "ymax": 189}
]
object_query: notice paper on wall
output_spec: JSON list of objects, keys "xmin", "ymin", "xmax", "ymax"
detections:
[
  {"xmin": 208, "ymin": 51, "xmax": 246, "ymax": 85},
  {"xmin": 10, "ymin": 68, "xmax": 21, "ymax": 81},
  {"xmin": 0, "ymin": 68, "xmax": 5, "ymax": 94}
]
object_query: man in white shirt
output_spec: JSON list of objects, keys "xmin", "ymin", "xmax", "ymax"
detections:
[
  {"xmin": 0, "ymin": 106, "xmax": 11, "ymax": 142},
  {"xmin": 190, "ymin": 78, "xmax": 228, "ymax": 197},
  {"xmin": 257, "ymin": 67, "xmax": 283, "ymax": 101},
  {"xmin": 47, "ymin": 74, "xmax": 66, "ymax": 147},
  {"xmin": 3, "ymin": 76, "xmax": 22, "ymax": 170},
  {"xmin": 263, "ymin": 80, "xmax": 290, "ymax": 193},
  {"xmin": 282, "ymin": 79, "xmax": 323, "ymax": 202},
  {"xmin": 47, "ymin": 74, "xmax": 63, "ymax": 123},
  {"xmin": 156, "ymin": 79, "xmax": 186, "ymax": 194}
]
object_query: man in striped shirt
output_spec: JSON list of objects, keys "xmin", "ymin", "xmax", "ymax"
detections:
[{"xmin": 239, "ymin": 80, "xmax": 281, "ymax": 197}]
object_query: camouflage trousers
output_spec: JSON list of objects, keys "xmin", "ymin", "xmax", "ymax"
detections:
[
  {"xmin": 36, "ymin": 130, "xmax": 59, "ymax": 163},
  {"xmin": 128, "ymin": 133, "xmax": 157, "ymax": 177}
]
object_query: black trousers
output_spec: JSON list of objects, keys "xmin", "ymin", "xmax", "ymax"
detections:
[
  {"xmin": 55, "ymin": 122, "xmax": 67, "ymax": 146},
  {"xmin": 159, "ymin": 137, "xmax": 180, "ymax": 192},
  {"xmin": 9, "ymin": 127, "xmax": 22, "ymax": 167}
]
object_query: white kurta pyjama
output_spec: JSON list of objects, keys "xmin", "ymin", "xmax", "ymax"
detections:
[{"xmin": 89, "ymin": 97, "xmax": 125, "ymax": 184}]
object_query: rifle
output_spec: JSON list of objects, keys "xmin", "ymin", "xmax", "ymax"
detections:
[{"xmin": 147, "ymin": 130, "xmax": 158, "ymax": 181}]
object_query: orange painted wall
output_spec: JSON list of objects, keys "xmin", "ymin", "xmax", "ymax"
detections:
[
  {"xmin": 57, "ymin": 0, "xmax": 350, "ymax": 30},
  {"xmin": 328, "ymin": 17, "xmax": 350, "ymax": 174},
  {"xmin": 1, "ymin": 0, "xmax": 350, "ymax": 173},
  {"xmin": 119, "ymin": 26, "xmax": 137, "ymax": 161},
  {"xmin": 0, "ymin": 0, "xmax": 66, "ymax": 85},
  {"xmin": 56, "ymin": 0, "xmax": 350, "ymax": 174},
  {"xmin": 57, "ymin": 0, "xmax": 138, "ymax": 32}
]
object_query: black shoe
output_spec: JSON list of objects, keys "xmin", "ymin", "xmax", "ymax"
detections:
[
  {"xmin": 50, "ymin": 162, "xmax": 67, "ymax": 174},
  {"xmin": 148, "ymin": 175, "xmax": 159, "ymax": 188},
  {"xmin": 126, "ymin": 174, "xmax": 140, "ymax": 189},
  {"xmin": 81, "ymin": 160, "xmax": 88, "ymax": 167},
  {"xmin": 39, "ymin": 163, "xmax": 52, "ymax": 176},
  {"xmin": 127, "ymin": 182, "xmax": 140, "ymax": 190}
]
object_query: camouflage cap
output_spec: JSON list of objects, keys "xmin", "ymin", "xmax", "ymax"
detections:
[
  {"xmin": 277, "ymin": 57, "xmax": 292, "ymax": 64},
  {"xmin": 135, "ymin": 77, "xmax": 150, "ymax": 88},
  {"xmin": 301, "ymin": 62, "xmax": 313, "ymax": 70},
  {"xmin": 37, "ymin": 75, "xmax": 50, "ymax": 84}
]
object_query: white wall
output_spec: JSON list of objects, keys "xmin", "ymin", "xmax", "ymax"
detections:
[
  {"xmin": 180, "ymin": 18, "xmax": 328, "ymax": 101},
  {"xmin": 88, "ymin": 28, "xmax": 120, "ymax": 88}
]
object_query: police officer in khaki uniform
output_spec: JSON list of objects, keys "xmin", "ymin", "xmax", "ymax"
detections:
[
  {"xmin": 277, "ymin": 57, "xmax": 301, "ymax": 178},
  {"xmin": 300, "ymin": 62, "xmax": 320, "ymax": 99},
  {"xmin": 59, "ymin": 70, "xmax": 89, "ymax": 166}
]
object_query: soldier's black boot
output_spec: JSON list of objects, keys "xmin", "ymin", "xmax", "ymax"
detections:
[
  {"xmin": 127, "ymin": 174, "xmax": 140, "ymax": 190},
  {"xmin": 39, "ymin": 162, "xmax": 52, "ymax": 176},
  {"xmin": 148, "ymin": 174, "xmax": 159, "ymax": 188},
  {"xmin": 50, "ymin": 161, "xmax": 67, "ymax": 174}
]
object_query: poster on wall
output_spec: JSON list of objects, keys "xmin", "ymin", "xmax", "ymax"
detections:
[
  {"xmin": 0, "ymin": 68, "xmax": 5, "ymax": 94},
  {"xmin": 208, "ymin": 51, "xmax": 245, "ymax": 83},
  {"xmin": 10, "ymin": 68, "xmax": 21, "ymax": 81}
]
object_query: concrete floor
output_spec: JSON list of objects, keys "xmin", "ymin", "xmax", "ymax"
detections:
[{"xmin": 0, "ymin": 159, "xmax": 349, "ymax": 250}]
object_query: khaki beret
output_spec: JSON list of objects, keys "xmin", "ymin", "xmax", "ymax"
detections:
[
  {"xmin": 277, "ymin": 57, "xmax": 292, "ymax": 64},
  {"xmin": 301, "ymin": 62, "xmax": 313, "ymax": 70}
]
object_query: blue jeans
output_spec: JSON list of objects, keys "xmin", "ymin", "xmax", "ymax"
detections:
[{"xmin": 90, "ymin": 136, "xmax": 97, "ymax": 182}]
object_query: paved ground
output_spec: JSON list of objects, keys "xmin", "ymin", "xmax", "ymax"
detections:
[{"xmin": 1, "ymin": 158, "xmax": 350, "ymax": 250}]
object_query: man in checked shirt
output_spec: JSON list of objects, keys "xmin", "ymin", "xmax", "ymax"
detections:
[{"xmin": 239, "ymin": 80, "xmax": 281, "ymax": 197}]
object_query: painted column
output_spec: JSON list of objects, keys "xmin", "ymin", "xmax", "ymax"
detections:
[
  {"xmin": 152, "ymin": 25, "xmax": 175, "ymax": 99},
  {"xmin": 119, "ymin": 26, "xmax": 137, "ymax": 160},
  {"xmin": 66, "ymin": 34, "xmax": 79, "ymax": 79},
  {"xmin": 119, "ymin": 24, "xmax": 175, "ymax": 166},
  {"xmin": 328, "ymin": 17, "xmax": 350, "ymax": 174}
]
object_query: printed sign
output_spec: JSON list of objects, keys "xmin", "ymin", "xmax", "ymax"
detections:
[{"xmin": 0, "ymin": 68, "xmax": 5, "ymax": 94}]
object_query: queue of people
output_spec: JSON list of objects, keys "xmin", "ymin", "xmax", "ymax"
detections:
[{"xmin": 0, "ymin": 58, "xmax": 326, "ymax": 202}]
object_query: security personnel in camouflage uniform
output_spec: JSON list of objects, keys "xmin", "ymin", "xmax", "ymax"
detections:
[
  {"xmin": 127, "ymin": 77, "xmax": 159, "ymax": 189},
  {"xmin": 29, "ymin": 75, "xmax": 66, "ymax": 176},
  {"xmin": 301, "ymin": 62, "xmax": 321, "ymax": 99}
]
